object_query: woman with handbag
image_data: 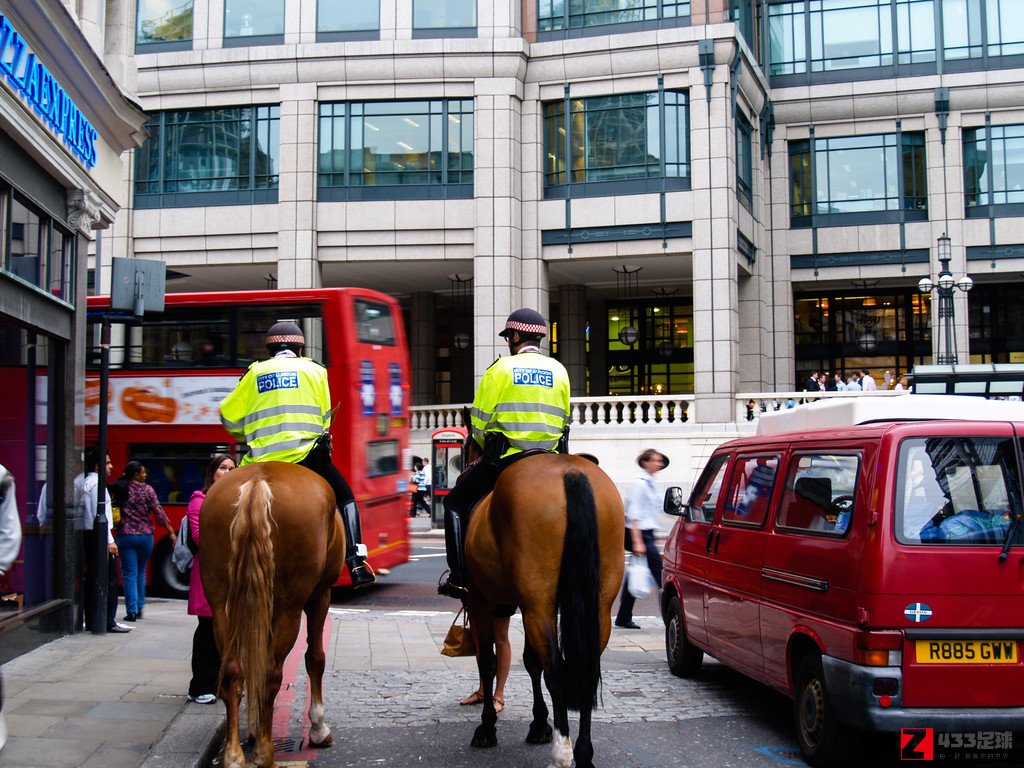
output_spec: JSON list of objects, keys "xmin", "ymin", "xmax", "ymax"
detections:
[{"xmin": 614, "ymin": 448, "xmax": 668, "ymax": 630}]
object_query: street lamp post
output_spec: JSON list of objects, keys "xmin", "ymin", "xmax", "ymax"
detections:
[{"xmin": 918, "ymin": 234, "xmax": 973, "ymax": 365}]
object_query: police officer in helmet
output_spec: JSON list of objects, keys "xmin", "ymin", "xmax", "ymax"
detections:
[
  {"xmin": 437, "ymin": 308, "xmax": 571, "ymax": 598},
  {"xmin": 220, "ymin": 321, "xmax": 375, "ymax": 587}
]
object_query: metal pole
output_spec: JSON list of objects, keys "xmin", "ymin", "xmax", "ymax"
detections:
[{"xmin": 91, "ymin": 316, "xmax": 111, "ymax": 634}]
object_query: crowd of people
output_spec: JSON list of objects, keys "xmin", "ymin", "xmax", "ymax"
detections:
[{"xmin": 804, "ymin": 368, "xmax": 910, "ymax": 393}]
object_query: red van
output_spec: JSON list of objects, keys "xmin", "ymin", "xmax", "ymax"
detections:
[{"xmin": 661, "ymin": 396, "xmax": 1024, "ymax": 767}]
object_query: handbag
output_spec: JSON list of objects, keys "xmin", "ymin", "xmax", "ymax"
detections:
[
  {"xmin": 440, "ymin": 607, "xmax": 477, "ymax": 657},
  {"xmin": 626, "ymin": 555, "xmax": 655, "ymax": 599}
]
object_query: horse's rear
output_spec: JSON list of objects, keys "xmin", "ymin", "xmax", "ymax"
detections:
[
  {"xmin": 465, "ymin": 453, "xmax": 625, "ymax": 768},
  {"xmin": 201, "ymin": 462, "xmax": 345, "ymax": 768}
]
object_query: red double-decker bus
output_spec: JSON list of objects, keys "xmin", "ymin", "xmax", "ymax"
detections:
[{"xmin": 85, "ymin": 287, "xmax": 411, "ymax": 596}]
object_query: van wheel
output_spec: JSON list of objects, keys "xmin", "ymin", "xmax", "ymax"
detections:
[
  {"xmin": 152, "ymin": 541, "xmax": 190, "ymax": 599},
  {"xmin": 794, "ymin": 654, "xmax": 855, "ymax": 768},
  {"xmin": 665, "ymin": 595, "xmax": 703, "ymax": 677}
]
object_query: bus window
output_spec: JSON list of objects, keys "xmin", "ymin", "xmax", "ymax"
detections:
[
  {"xmin": 368, "ymin": 440, "xmax": 400, "ymax": 477},
  {"xmin": 126, "ymin": 443, "xmax": 234, "ymax": 505},
  {"xmin": 354, "ymin": 299, "xmax": 396, "ymax": 345}
]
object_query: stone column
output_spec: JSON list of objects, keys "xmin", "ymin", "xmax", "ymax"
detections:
[
  {"xmin": 276, "ymin": 84, "xmax": 320, "ymax": 289},
  {"xmin": 409, "ymin": 291, "xmax": 437, "ymax": 405},
  {"xmin": 690, "ymin": 45, "xmax": 739, "ymax": 423},
  {"xmin": 558, "ymin": 284, "xmax": 587, "ymax": 396},
  {"xmin": 473, "ymin": 81, "xmax": 528, "ymax": 385}
]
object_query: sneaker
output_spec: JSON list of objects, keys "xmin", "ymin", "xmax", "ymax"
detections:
[
  {"xmin": 187, "ymin": 693, "xmax": 216, "ymax": 705},
  {"xmin": 107, "ymin": 623, "xmax": 133, "ymax": 633},
  {"xmin": 124, "ymin": 613, "xmax": 138, "ymax": 622}
]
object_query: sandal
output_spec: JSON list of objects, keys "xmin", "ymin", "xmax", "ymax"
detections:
[
  {"xmin": 493, "ymin": 696, "xmax": 504, "ymax": 714},
  {"xmin": 460, "ymin": 690, "xmax": 484, "ymax": 706}
]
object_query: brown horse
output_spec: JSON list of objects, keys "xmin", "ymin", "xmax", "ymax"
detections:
[
  {"xmin": 200, "ymin": 462, "xmax": 345, "ymax": 768},
  {"xmin": 463, "ymin": 450, "xmax": 625, "ymax": 768}
]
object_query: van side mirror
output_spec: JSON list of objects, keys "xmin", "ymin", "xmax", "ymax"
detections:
[{"xmin": 664, "ymin": 486, "xmax": 687, "ymax": 517}]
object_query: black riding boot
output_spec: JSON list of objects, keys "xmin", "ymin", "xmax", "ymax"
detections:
[
  {"xmin": 340, "ymin": 501, "xmax": 375, "ymax": 588},
  {"xmin": 438, "ymin": 505, "xmax": 467, "ymax": 599}
]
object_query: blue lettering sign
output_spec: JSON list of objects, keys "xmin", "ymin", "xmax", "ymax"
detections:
[
  {"xmin": 0, "ymin": 15, "xmax": 99, "ymax": 168},
  {"xmin": 512, "ymin": 368, "xmax": 554, "ymax": 388},
  {"xmin": 256, "ymin": 371, "xmax": 299, "ymax": 393}
]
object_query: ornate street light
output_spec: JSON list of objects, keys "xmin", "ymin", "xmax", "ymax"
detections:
[
  {"xmin": 918, "ymin": 234, "xmax": 972, "ymax": 364},
  {"xmin": 448, "ymin": 274, "xmax": 472, "ymax": 351},
  {"xmin": 612, "ymin": 265, "xmax": 642, "ymax": 346}
]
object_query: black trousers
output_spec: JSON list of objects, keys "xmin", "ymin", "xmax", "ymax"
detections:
[
  {"xmin": 189, "ymin": 615, "xmax": 221, "ymax": 697},
  {"xmin": 82, "ymin": 530, "xmax": 119, "ymax": 630},
  {"xmin": 616, "ymin": 528, "xmax": 663, "ymax": 624},
  {"xmin": 298, "ymin": 451, "xmax": 355, "ymax": 506}
]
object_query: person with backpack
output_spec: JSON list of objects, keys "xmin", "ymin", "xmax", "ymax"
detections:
[{"xmin": 185, "ymin": 453, "xmax": 235, "ymax": 704}]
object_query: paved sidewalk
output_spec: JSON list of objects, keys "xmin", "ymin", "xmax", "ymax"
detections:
[{"xmin": 0, "ymin": 516, "xmax": 667, "ymax": 768}]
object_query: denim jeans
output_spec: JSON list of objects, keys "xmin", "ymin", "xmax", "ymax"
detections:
[{"xmin": 116, "ymin": 533, "xmax": 153, "ymax": 616}]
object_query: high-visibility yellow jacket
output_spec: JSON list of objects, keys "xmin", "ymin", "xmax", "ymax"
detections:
[
  {"xmin": 469, "ymin": 350, "xmax": 570, "ymax": 459},
  {"xmin": 219, "ymin": 352, "xmax": 331, "ymax": 465}
]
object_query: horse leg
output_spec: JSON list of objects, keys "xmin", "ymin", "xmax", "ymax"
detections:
[
  {"xmin": 543, "ymin": 665, "xmax": 573, "ymax": 768},
  {"xmin": 304, "ymin": 588, "xmax": 333, "ymax": 748},
  {"xmin": 471, "ymin": 618, "xmax": 499, "ymax": 749},
  {"xmin": 219, "ymin": 657, "xmax": 246, "ymax": 768},
  {"xmin": 573, "ymin": 705, "xmax": 595, "ymax": 768},
  {"xmin": 523, "ymin": 640, "xmax": 552, "ymax": 744},
  {"xmin": 251, "ymin": 658, "xmax": 284, "ymax": 768}
]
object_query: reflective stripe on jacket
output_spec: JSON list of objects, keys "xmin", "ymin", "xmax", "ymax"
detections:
[
  {"xmin": 219, "ymin": 354, "xmax": 331, "ymax": 465},
  {"xmin": 470, "ymin": 351, "xmax": 570, "ymax": 458}
]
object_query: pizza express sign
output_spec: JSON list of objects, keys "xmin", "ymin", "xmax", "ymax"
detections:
[{"xmin": 0, "ymin": 14, "xmax": 99, "ymax": 169}]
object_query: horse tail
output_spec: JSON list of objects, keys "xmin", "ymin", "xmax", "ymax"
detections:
[
  {"xmin": 553, "ymin": 469, "xmax": 602, "ymax": 711},
  {"xmin": 225, "ymin": 476, "xmax": 276, "ymax": 737}
]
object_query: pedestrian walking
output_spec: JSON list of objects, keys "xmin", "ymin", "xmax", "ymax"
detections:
[{"xmin": 615, "ymin": 448, "xmax": 667, "ymax": 629}]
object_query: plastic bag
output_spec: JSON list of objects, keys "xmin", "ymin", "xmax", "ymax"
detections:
[{"xmin": 626, "ymin": 555, "xmax": 655, "ymax": 598}]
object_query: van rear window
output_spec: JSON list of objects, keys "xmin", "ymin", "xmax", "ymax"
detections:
[{"xmin": 895, "ymin": 436, "xmax": 1023, "ymax": 546}]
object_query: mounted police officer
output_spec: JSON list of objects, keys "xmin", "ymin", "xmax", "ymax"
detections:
[
  {"xmin": 438, "ymin": 308, "xmax": 571, "ymax": 598},
  {"xmin": 220, "ymin": 321, "xmax": 375, "ymax": 588}
]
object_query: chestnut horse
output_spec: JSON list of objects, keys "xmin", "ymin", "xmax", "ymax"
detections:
[
  {"xmin": 462, "ymin": 445, "xmax": 625, "ymax": 768},
  {"xmin": 200, "ymin": 462, "xmax": 345, "ymax": 768}
]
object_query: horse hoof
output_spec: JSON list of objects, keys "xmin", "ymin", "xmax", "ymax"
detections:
[
  {"xmin": 526, "ymin": 723, "xmax": 553, "ymax": 744},
  {"xmin": 309, "ymin": 733, "xmax": 333, "ymax": 748},
  {"xmin": 471, "ymin": 726, "xmax": 498, "ymax": 748}
]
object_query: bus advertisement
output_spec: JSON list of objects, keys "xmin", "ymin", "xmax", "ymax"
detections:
[{"xmin": 85, "ymin": 287, "xmax": 412, "ymax": 596}]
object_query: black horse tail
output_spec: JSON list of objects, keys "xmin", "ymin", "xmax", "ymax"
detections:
[{"xmin": 553, "ymin": 470, "xmax": 602, "ymax": 711}]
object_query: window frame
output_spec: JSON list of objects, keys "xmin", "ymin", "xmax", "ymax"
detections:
[
  {"xmin": 317, "ymin": 99, "xmax": 475, "ymax": 201},
  {"xmin": 412, "ymin": 0, "xmax": 477, "ymax": 38},
  {"xmin": 133, "ymin": 105, "xmax": 281, "ymax": 209},
  {"xmin": 536, "ymin": 0, "xmax": 691, "ymax": 40},
  {"xmin": 543, "ymin": 89, "xmax": 691, "ymax": 200},
  {"xmin": 136, "ymin": 0, "xmax": 195, "ymax": 52},
  {"xmin": 316, "ymin": 0, "xmax": 381, "ymax": 41},
  {"xmin": 963, "ymin": 123, "xmax": 1024, "ymax": 217}
]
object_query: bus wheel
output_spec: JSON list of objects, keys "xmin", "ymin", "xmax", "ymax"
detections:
[
  {"xmin": 794, "ymin": 653, "xmax": 855, "ymax": 767},
  {"xmin": 152, "ymin": 540, "xmax": 190, "ymax": 599}
]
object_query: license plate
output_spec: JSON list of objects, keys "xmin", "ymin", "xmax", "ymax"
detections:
[{"xmin": 915, "ymin": 640, "xmax": 1018, "ymax": 664}]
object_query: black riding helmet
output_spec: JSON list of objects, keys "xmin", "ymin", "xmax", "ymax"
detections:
[
  {"xmin": 498, "ymin": 308, "xmax": 547, "ymax": 339},
  {"xmin": 266, "ymin": 321, "xmax": 304, "ymax": 354}
]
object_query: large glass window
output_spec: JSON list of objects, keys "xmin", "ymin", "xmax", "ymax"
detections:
[
  {"xmin": 964, "ymin": 124, "xmax": 1024, "ymax": 210},
  {"xmin": 544, "ymin": 90, "xmax": 689, "ymax": 197},
  {"xmin": 770, "ymin": 0, "xmax": 1023, "ymax": 79},
  {"xmin": 318, "ymin": 100, "xmax": 474, "ymax": 200},
  {"xmin": 318, "ymin": 0, "xmax": 379, "ymax": 38},
  {"xmin": 224, "ymin": 0, "xmax": 284, "ymax": 43},
  {"xmin": 134, "ymin": 106, "xmax": 280, "ymax": 208},
  {"xmin": 788, "ymin": 132, "xmax": 927, "ymax": 224},
  {"xmin": 538, "ymin": 0, "xmax": 690, "ymax": 33},
  {"xmin": 1, "ymin": 187, "xmax": 75, "ymax": 302},
  {"xmin": 136, "ymin": 0, "xmax": 194, "ymax": 47},
  {"xmin": 944, "ymin": 0, "xmax": 1024, "ymax": 60},
  {"xmin": 413, "ymin": 0, "xmax": 476, "ymax": 32}
]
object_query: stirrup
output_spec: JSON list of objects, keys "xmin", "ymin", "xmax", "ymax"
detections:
[
  {"xmin": 348, "ymin": 559, "xmax": 376, "ymax": 589},
  {"xmin": 437, "ymin": 569, "xmax": 468, "ymax": 599}
]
